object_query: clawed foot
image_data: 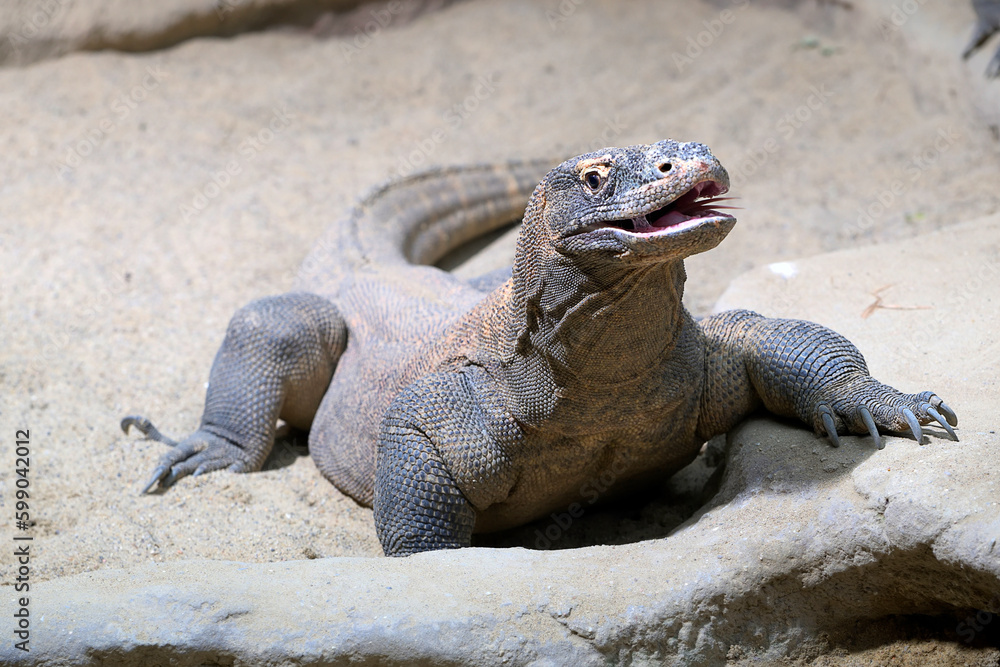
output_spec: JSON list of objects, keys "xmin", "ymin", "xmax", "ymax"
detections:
[
  {"xmin": 121, "ymin": 415, "xmax": 252, "ymax": 493},
  {"xmin": 814, "ymin": 386, "xmax": 958, "ymax": 450}
]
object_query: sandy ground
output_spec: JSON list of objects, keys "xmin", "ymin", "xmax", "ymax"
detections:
[{"xmin": 1, "ymin": 0, "xmax": 999, "ymax": 662}]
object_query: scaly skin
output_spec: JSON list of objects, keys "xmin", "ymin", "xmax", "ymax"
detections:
[{"xmin": 123, "ymin": 141, "xmax": 959, "ymax": 556}]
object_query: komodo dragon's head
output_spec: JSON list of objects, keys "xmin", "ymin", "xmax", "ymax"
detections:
[{"xmin": 528, "ymin": 140, "xmax": 736, "ymax": 264}]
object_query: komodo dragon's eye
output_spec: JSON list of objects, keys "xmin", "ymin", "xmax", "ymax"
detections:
[{"xmin": 583, "ymin": 170, "xmax": 604, "ymax": 191}]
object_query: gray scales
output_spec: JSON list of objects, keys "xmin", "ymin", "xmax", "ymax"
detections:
[
  {"xmin": 123, "ymin": 140, "xmax": 959, "ymax": 556},
  {"xmin": 966, "ymin": 0, "xmax": 1000, "ymax": 77}
]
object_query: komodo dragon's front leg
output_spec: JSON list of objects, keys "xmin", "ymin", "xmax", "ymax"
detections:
[
  {"xmin": 696, "ymin": 309, "xmax": 958, "ymax": 447},
  {"xmin": 123, "ymin": 292, "xmax": 346, "ymax": 492},
  {"xmin": 374, "ymin": 365, "xmax": 520, "ymax": 555}
]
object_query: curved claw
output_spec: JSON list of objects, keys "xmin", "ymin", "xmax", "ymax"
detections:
[
  {"xmin": 121, "ymin": 415, "xmax": 179, "ymax": 447},
  {"xmin": 142, "ymin": 465, "xmax": 171, "ymax": 494},
  {"xmin": 927, "ymin": 407, "xmax": 959, "ymax": 441},
  {"xmin": 162, "ymin": 468, "xmax": 189, "ymax": 489},
  {"xmin": 935, "ymin": 400, "xmax": 958, "ymax": 427},
  {"xmin": 858, "ymin": 406, "xmax": 883, "ymax": 450},
  {"xmin": 821, "ymin": 409, "xmax": 841, "ymax": 448},
  {"xmin": 902, "ymin": 408, "xmax": 924, "ymax": 444}
]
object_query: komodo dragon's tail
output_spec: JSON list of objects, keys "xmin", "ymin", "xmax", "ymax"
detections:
[{"xmin": 298, "ymin": 161, "xmax": 554, "ymax": 282}]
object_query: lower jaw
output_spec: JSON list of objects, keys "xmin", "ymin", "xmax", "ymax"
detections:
[
  {"xmin": 619, "ymin": 216, "xmax": 737, "ymax": 257},
  {"xmin": 623, "ymin": 213, "xmax": 729, "ymax": 237}
]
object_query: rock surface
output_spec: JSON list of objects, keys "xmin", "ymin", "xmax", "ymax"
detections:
[
  {"xmin": 0, "ymin": 0, "xmax": 461, "ymax": 66},
  {"xmin": 3, "ymin": 218, "xmax": 998, "ymax": 665}
]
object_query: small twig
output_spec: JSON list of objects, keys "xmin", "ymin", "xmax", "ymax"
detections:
[{"xmin": 861, "ymin": 284, "xmax": 933, "ymax": 319}]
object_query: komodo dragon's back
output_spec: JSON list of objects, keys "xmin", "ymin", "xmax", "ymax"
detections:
[
  {"xmin": 296, "ymin": 162, "xmax": 551, "ymax": 293},
  {"xmin": 124, "ymin": 141, "xmax": 958, "ymax": 557}
]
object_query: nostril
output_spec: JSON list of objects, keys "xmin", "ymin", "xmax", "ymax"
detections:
[{"xmin": 658, "ymin": 162, "xmax": 672, "ymax": 173}]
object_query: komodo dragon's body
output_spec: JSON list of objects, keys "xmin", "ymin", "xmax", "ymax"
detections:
[{"xmin": 124, "ymin": 140, "xmax": 958, "ymax": 556}]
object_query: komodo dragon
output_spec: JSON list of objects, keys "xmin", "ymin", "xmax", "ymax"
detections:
[{"xmin": 123, "ymin": 140, "xmax": 959, "ymax": 556}]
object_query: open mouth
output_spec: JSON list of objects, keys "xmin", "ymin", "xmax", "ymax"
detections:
[{"xmin": 605, "ymin": 180, "xmax": 736, "ymax": 234}]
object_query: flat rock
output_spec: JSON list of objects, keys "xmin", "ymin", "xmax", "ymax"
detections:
[{"xmin": 4, "ymin": 218, "xmax": 998, "ymax": 666}]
